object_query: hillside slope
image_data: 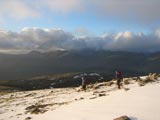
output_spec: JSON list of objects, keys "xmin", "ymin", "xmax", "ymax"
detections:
[
  {"xmin": 0, "ymin": 73, "xmax": 160, "ymax": 120},
  {"xmin": 0, "ymin": 50, "xmax": 160, "ymax": 80}
]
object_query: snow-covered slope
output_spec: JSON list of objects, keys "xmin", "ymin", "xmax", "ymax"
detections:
[{"xmin": 0, "ymin": 74, "xmax": 160, "ymax": 120}]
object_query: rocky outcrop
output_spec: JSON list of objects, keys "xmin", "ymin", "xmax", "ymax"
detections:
[
  {"xmin": 149, "ymin": 73, "xmax": 158, "ymax": 80},
  {"xmin": 138, "ymin": 73, "xmax": 159, "ymax": 86}
]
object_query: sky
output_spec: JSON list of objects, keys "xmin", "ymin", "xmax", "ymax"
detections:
[{"xmin": 0, "ymin": 0, "xmax": 160, "ymax": 53}]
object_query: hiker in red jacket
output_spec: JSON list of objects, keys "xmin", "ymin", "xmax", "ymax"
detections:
[
  {"xmin": 116, "ymin": 71, "xmax": 122, "ymax": 89},
  {"xmin": 82, "ymin": 76, "xmax": 87, "ymax": 91}
]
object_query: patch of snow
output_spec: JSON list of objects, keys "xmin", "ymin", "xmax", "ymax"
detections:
[
  {"xmin": 83, "ymin": 73, "xmax": 87, "ymax": 76},
  {"xmin": 1, "ymin": 76, "xmax": 160, "ymax": 120},
  {"xmin": 50, "ymin": 83, "xmax": 55, "ymax": 86},
  {"xmin": 34, "ymin": 83, "xmax": 160, "ymax": 120},
  {"xmin": 73, "ymin": 73, "xmax": 101, "ymax": 79},
  {"xmin": 89, "ymin": 73, "xmax": 100, "ymax": 76},
  {"xmin": 140, "ymin": 76, "xmax": 148, "ymax": 80},
  {"xmin": 98, "ymin": 77, "xmax": 104, "ymax": 80},
  {"xmin": 73, "ymin": 73, "xmax": 87, "ymax": 79},
  {"xmin": 73, "ymin": 75, "xmax": 80, "ymax": 79}
]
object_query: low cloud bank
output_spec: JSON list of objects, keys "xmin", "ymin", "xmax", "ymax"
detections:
[{"xmin": 0, "ymin": 28, "xmax": 160, "ymax": 53}]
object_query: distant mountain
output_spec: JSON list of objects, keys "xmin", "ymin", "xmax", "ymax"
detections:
[{"xmin": 0, "ymin": 50, "xmax": 160, "ymax": 80}]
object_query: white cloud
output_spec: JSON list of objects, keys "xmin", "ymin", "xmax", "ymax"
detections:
[
  {"xmin": 0, "ymin": 0, "xmax": 39, "ymax": 20},
  {"xmin": 0, "ymin": 0, "xmax": 159, "ymax": 24},
  {"xmin": 114, "ymin": 31, "xmax": 133, "ymax": 40},
  {"xmin": 155, "ymin": 29, "xmax": 160, "ymax": 38},
  {"xmin": 0, "ymin": 28, "xmax": 160, "ymax": 53}
]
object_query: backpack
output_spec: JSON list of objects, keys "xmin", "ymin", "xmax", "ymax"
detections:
[{"xmin": 117, "ymin": 71, "xmax": 122, "ymax": 79}]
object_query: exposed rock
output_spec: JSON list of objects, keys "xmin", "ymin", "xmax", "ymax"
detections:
[
  {"xmin": 106, "ymin": 81, "xmax": 114, "ymax": 86},
  {"xmin": 138, "ymin": 75, "xmax": 156, "ymax": 86},
  {"xmin": 93, "ymin": 91, "xmax": 106, "ymax": 97},
  {"xmin": 132, "ymin": 77, "xmax": 138, "ymax": 80},
  {"xmin": 76, "ymin": 87, "xmax": 83, "ymax": 92},
  {"xmin": 87, "ymin": 84, "xmax": 94, "ymax": 89},
  {"xmin": 138, "ymin": 82, "xmax": 145, "ymax": 86},
  {"xmin": 24, "ymin": 117, "xmax": 32, "ymax": 120},
  {"xmin": 98, "ymin": 93, "xmax": 106, "ymax": 97},
  {"xmin": 124, "ymin": 88, "xmax": 130, "ymax": 91},
  {"xmin": 93, "ymin": 82, "xmax": 107, "ymax": 89},
  {"xmin": 10, "ymin": 94, "xmax": 14, "ymax": 98},
  {"xmin": 136, "ymin": 76, "xmax": 141, "ymax": 81},
  {"xmin": 93, "ymin": 90, "xmax": 106, "ymax": 94},
  {"xmin": 74, "ymin": 98, "xmax": 78, "ymax": 101},
  {"xmin": 93, "ymin": 85, "xmax": 100, "ymax": 90},
  {"xmin": 50, "ymin": 91, "xmax": 54, "ymax": 93},
  {"xmin": 113, "ymin": 115, "xmax": 131, "ymax": 120},
  {"xmin": 80, "ymin": 97, "xmax": 84, "ymax": 100},
  {"xmin": 16, "ymin": 113, "xmax": 22, "ymax": 116},
  {"xmin": 123, "ymin": 78, "xmax": 130, "ymax": 85},
  {"xmin": 145, "ymin": 77, "xmax": 154, "ymax": 82},
  {"xmin": 149, "ymin": 73, "xmax": 158, "ymax": 80},
  {"xmin": 25, "ymin": 103, "xmax": 52, "ymax": 114},
  {"xmin": 75, "ymin": 97, "xmax": 84, "ymax": 101},
  {"xmin": 24, "ymin": 93, "xmax": 36, "ymax": 97}
]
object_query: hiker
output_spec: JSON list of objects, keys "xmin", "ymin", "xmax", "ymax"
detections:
[
  {"xmin": 115, "ymin": 71, "xmax": 122, "ymax": 89},
  {"xmin": 81, "ymin": 76, "xmax": 87, "ymax": 90}
]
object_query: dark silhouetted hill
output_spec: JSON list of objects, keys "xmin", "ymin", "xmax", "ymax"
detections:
[{"xmin": 0, "ymin": 50, "xmax": 160, "ymax": 81}]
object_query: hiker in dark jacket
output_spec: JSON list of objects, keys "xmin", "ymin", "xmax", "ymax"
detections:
[
  {"xmin": 115, "ymin": 71, "xmax": 122, "ymax": 89},
  {"xmin": 81, "ymin": 76, "xmax": 87, "ymax": 90}
]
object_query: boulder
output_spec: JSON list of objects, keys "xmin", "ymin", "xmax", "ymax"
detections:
[
  {"xmin": 24, "ymin": 117, "xmax": 32, "ymax": 120},
  {"xmin": 113, "ymin": 115, "xmax": 131, "ymax": 120},
  {"xmin": 98, "ymin": 93, "xmax": 106, "ymax": 97}
]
